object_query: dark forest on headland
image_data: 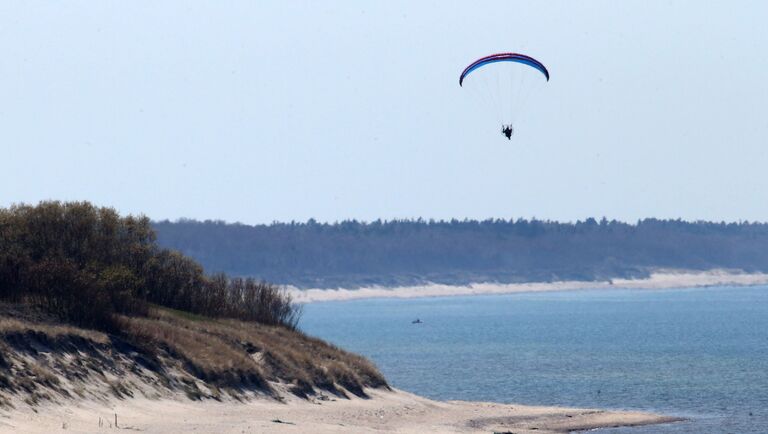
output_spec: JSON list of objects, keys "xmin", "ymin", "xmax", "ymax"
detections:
[{"xmin": 153, "ymin": 217, "xmax": 768, "ymax": 288}]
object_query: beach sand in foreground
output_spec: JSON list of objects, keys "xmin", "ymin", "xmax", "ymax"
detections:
[
  {"xmin": 1, "ymin": 388, "xmax": 680, "ymax": 434},
  {"xmin": 291, "ymin": 269, "xmax": 768, "ymax": 303}
]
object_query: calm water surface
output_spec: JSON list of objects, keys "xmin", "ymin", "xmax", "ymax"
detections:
[{"xmin": 300, "ymin": 286, "xmax": 768, "ymax": 433}]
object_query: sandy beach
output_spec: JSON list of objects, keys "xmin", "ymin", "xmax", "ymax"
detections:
[
  {"xmin": 0, "ymin": 388, "xmax": 680, "ymax": 434},
  {"xmin": 290, "ymin": 269, "xmax": 768, "ymax": 303}
]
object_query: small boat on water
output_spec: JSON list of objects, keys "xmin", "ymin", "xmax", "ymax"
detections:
[{"xmin": 412, "ymin": 319, "xmax": 423, "ymax": 324}]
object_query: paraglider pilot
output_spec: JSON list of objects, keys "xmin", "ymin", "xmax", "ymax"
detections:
[{"xmin": 501, "ymin": 124, "xmax": 513, "ymax": 140}]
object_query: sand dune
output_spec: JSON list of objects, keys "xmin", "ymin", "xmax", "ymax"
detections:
[
  {"xmin": 0, "ymin": 388, "xmax": 680, "ymax": 434},
  {"xmin": 290, "ymin": 269, "xmax": 768, "ymax": 303}
]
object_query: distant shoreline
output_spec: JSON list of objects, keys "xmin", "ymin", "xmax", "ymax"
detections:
[{"xmin": 290, "ymin": 269, "xmax": 768, "ymax": 303}]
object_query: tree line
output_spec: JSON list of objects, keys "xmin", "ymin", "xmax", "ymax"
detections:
[
  {"xmin": 0, "ymin": 202, "xmax": 300, "ymax": 330},
  {"xmin": 153, "ymin": 217, "xmax": 768, "ymax": 288}
]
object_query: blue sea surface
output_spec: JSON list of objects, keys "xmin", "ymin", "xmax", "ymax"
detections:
[{"xmin": 300, "ymin": 286, "xmax": 768, "ymax": 433}]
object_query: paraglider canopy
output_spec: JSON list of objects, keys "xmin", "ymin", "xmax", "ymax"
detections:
[
  {"xmin": 460, "ymin": 52, "xmax": 550, "ymax": 86},
  {"xmin": 459, "ymin": 52, "xmax": 549, "ymax": 140}
]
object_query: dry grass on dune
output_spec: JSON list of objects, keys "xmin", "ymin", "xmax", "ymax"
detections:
[
  {"xmin": 133, "ymin": 308, "xmax": 388, "ymax": 398},
  {"xmin": 0, "ymin": 303, "xmax": 388, "ymax": 408},
  {"xmin": 0, "ymin": 318, "xmax": 109, "ymax": 344},
  {"xmin": 0, "ymin": 303, "xmax": 109, "ymax": 344},
  {"xmin": 120, "ymin": 315, "xmax": 270, "ymax": 393}
]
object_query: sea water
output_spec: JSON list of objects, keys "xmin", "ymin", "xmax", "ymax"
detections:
[{"xmin": 300, "ymin": 286, "xmax": 768, "ymax": 433}]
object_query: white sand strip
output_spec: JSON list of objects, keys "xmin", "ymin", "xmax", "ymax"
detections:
[
  {"xmin": 290, "ymin": 269, "xmax": 768, "ymax": 303},
  {"xmin": 0, "ymin": 388, "xmax": 681, "ymax": 434}
]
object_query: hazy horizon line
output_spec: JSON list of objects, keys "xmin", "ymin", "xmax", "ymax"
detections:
[{"xmin": 153, "ymin": 216, "xmax": 768, "ymax": 227}]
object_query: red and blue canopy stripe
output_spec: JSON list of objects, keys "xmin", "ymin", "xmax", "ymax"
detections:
[{"xmin": 459, "ymin": 53, "xmax": 549, "ymax": 86}]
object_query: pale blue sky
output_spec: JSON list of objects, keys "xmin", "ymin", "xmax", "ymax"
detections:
[{"xmin": 2, "ymin": 1, "xmax": 767, "ymax": 223}]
